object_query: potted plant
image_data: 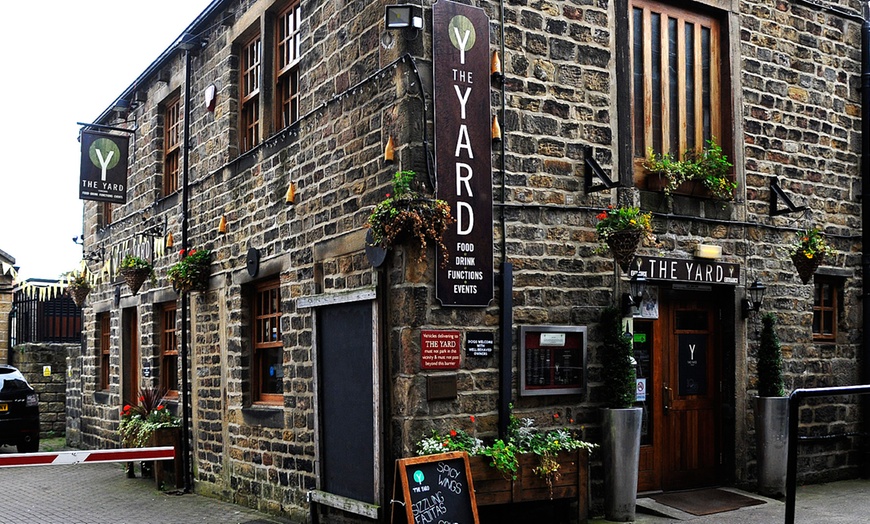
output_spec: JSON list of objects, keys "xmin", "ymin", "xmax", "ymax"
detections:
[
  {"xmin": 789, "ymin": 227, "xmax": 829, "ymax": 284},
  {"xmin": 119, "ymin": 387, "xmax": 181, "ymax": 482},
  {"xmin": 65, "ymin": 268, "xmax": 92, "ymax": 307},
  {"xmin": 755, "ymin": 312, "xmax": 788, "ymax": 497},
  {"xmin": 119, "ymin": 254, "xmax": 153, "ymax": 295},
  {"xmin": 415, "ymin": 410, "xmax": 595, "ymax": 511},
  {"xmin": 367, "ymin": 170, "xmax": 455, "ymax": 267},
  {"xmin": 599, "ymin": 306, "xmax": 641, "ymax": 522},
  {"xmin": 595, "ymin": 205, "xmax": 654, "ymax": 273},
  {"xmin": 167, "ymin": 248, "xmax": 211, "ymax": 293},
  {"xmin": 644, "ymin": 138, "xmax": 736, "ymax": 201}
]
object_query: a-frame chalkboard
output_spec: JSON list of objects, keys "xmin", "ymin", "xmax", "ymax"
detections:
[{"xmin": 393, "ymin": 451, "xmax": 479, "ymax": 524}]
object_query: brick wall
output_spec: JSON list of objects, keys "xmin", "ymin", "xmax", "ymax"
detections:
[{"xmin": 10, "ymin": 343, "xmax": 70, "ymax": 438}]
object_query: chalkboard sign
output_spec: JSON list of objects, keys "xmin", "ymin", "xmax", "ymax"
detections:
[{"xmin": 394, "ymin": 451, "xmax": 479, "ymax": 524}]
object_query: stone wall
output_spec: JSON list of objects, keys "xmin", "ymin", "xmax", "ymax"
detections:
[{"xmin": 10, "ymin": 343, "xmax": 70, "ymax": 438}]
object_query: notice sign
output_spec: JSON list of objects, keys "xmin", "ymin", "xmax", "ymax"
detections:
[
  {"xmin": 79, "ymin": 130, "xmax": 129, "ymax": 204},
  {"xmin": 465, "ymin": 331, "xmax": 494, "ymax": 357},
  {"xmin": 433, "ymin": 0, "xmax": 493, "ymax": 308},
  {"xmin": 422, "ymin": 330, "xmax": 462, "ymax": 370}
]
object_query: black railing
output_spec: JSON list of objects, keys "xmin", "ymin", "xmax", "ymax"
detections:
[
  {"xmin": 785, "ymin": 385, "xmax": 870, "ymax": 524},
  {"xmin": 10, "ymin": 290, "xmax": 81, "ymax": 346}
]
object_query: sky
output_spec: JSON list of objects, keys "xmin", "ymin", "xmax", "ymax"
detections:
[{"xmin": 0, "ymin": 1, "xmax": 213, "ymax": 281}]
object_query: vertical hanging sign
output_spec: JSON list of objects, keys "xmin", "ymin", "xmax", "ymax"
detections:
[
  {"xmin": 79, "ymin": 130, "xmax": 129, "ymax": 204},
  {"xmin": 433, "ymin": 0, "xmax": 493, "ymax": 307}
]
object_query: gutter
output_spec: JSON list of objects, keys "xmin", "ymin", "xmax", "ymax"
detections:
[{"xmin": 861, "ymin": 0, "xmax": 870, "ymax": 477}]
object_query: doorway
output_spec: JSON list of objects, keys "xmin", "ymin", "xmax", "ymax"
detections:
[
  {"xmin": 121, "ymin": 307, "xmax": 139, "ymax": 405},
  {"xmin": 636, "ymin": 289, "xmax": 724, "ymax": 492}
]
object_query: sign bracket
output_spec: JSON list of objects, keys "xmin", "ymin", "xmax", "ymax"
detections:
[
  {"xmin": 584, "ymin": 145, "xmax": 620, "ymax": 193},
  {"xmin": 769, "ymin": 178, "xmax": 807, "ymax": 217}
]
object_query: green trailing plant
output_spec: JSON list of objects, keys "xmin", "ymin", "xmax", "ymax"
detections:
[
  {"xmin": 789, "ymin": 227, "xmax": 829, "ymax": 261},
  {"xmin": 120, "ymin": 254, "xmax": 153, "ymax": 272},
  {"xmin": 167, "ymin": 248, "xmax": 211, "ymax": 293},
  {"xmin": 415, "ymin": 408, "xmax": 596, "ymax": 483},
  {"xmin": 644, "ymin": 138, "xmax": 736, "ymax": 201},
  {"xmin": 600, "ymin": 307, "xmax": 637, "ymax": 409},
  {"xmin": 367, "ymin": 170, "xmax": 455, "ymax": 267},
  {"xmin": 757, "ymin": 313, "xmax": 786, "ymax": 398}
]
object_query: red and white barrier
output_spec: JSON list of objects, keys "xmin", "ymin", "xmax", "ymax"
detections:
[{"xmin": 0, "ymin": 446, "xmax": 175, "ymax": 468}]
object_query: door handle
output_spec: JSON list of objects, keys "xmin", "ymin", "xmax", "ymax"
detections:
[{"xmin": 663, "ymin": 383, "xmax": 672, "ymax": 414}]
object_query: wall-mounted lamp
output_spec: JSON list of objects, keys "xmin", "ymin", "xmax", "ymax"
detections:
[
  {"xmin": 384, "ymin": 135, "xmax": 395, "ymax": 163},
  {"xmin": 385, "ymin": 4, "xmax": 423, "ymax": 29},
  {"xmin": 491, "ymin": 116, "xmax": 502, "ymax": 142},
  {"xmin": 218, "ymin": 215, "xmax": 227, "ymax": 234},
  {"xmin": 742, "ymin": 278, "xmax": 766, "ymax": 319},
  {"xmin": 621, "ymin": 273, "xmax": 647, "ymax": 315},
  {"xmin": 166, "ymin": 232, "xmax": 174, "ymax": 248},
  {"xmin": 694, "ymin": 243, "xmax": 722, "ymax": 260}
]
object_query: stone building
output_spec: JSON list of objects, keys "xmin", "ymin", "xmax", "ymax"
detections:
[
  {"xmin": 72, "ymin": 0, "xmax": 868, "ymax": 521},
  {"xmin": 0, "ymin": 249, "xmax": 16, "ymax": 363}
]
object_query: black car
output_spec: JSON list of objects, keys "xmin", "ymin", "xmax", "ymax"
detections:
[{"xmin": 0, "ymin": 365, "xmax": 40, "ymax": 453}]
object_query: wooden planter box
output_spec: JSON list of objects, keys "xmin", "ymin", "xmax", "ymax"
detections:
[
  {"xmin": 468, "ymin": 449, "xmax": 588, "ymax": 522},
  {"xmin": 150, "ymin": 426, "xmax": 183, "ymax": 489}
]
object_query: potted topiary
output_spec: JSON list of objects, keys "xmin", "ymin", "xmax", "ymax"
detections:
[
  {"xmin": 367, "ymin": 170, "xmax": 455, "ymax": 267},
  {"xmin": 66, "ymin": 268, "xmax": 92, "ymax": 307},
  {"xmin": 755, "ymin": 312, "xmax": 789, "ymax": 497},
  {"xmin": 120, "ymin": 255, "xmax": 154, "ymax": 295},
  {"xmin": 599, "ymin": 307, "xmax": 641, "ymax": 522}
]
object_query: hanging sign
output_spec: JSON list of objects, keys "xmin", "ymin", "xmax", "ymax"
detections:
[
  {"xmin": 433, "ymin": 0, "xmax": 493, "ymax": 307},
  {"xmin": 79, "ymin": 130, "xmax": 129, "ymax": 203}
]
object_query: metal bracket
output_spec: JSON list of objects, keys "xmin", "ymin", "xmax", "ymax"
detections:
[
  {"xmin": 584, "ymin": 145, "xmax": 619, "ymax": 193},
  {"xmin": 769, "ymin": 178, "xmax": 807, "ymax": 217}
]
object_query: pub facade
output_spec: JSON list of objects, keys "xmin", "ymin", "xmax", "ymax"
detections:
[{"xmin": 70, "ymin": 0, "xmax": 868, "ymax": 520}]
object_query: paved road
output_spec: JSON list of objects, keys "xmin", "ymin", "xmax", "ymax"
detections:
[{"xmin": 0, "ymin": 445, "xmax": 290, "ymax": 524}]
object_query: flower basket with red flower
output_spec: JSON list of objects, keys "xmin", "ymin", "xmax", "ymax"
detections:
[
  {"xmin": 595, "ymin": 206, "xmax": 654, "ymax": 273},
  {"xmin": 167, "ymin": 248, "xmax": 211, "ymax": 293}
]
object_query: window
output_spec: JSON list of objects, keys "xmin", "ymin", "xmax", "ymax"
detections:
[
  {"xmin": 240, "ymin": 33, "xmax": 262, "ymax": 153},
  {"xmin": 160, "ymin": 303, "xmax": 179, "ymax": 397},
  {"xmin": 99, "ymin": 202, "xmax": 113, "ymax": 227},
  {"xmin": 813, "ymin": 277, "xmax": 838, "ymax": 342},
  {"xmin": 276, "ymin": 3, "xmax": 301, "ymax": 129},
  {"xmin": 163, "ymin": 95, "xmax": 181, "ymax": 196},
  {"xmin": 252, "ymin": 279, "xmax": 283, "ymax": 403},
  {"xmin": 630, "ymin": 0, "xmax": 724, "ymax": 182},
  {"xmin": 98, "ymin": 313, "xmax": 110, "ymax": 390}
]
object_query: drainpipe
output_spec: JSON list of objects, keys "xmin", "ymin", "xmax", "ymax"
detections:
[
  {"xmin": 179, "ymin": 34, "xmax": 197, "ymax": 493},
  {"xmin": 861, "ymin": 1, "xmax": 870, "ymax": 478}
]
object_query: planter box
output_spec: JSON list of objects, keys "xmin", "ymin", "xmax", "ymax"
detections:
[
  {"xmin": 646, "ymin": 175, "xmax": 713, "ymax": 199},
  {"xmin": 468, "ymin": 449, "xmax": 588, "ymax": 522},
  {"xmin": 150, "ymin": 426, "xmax": 183, "ymax": 489}
]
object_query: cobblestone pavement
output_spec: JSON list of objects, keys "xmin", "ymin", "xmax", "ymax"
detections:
[{"xmin": 0, "ymin": 445, "xmax": 291, "ymax": 524}]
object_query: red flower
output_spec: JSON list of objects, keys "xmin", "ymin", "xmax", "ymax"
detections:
[
  {"xmin": 189, "ymin": 249, "xmax": 197, "ymax": 255},
  {"xmin": 597, "ymin": 212, "xmax": 608, "ymax": 220},
  {"xmin": 553, "ymin": 413, "xmax": 560, "ymax": 419},
  {"xmin": 449, "ymin": 429, "xmax": 457, "ymax": 437},
  {"xmin": 138, "ymin": 395, "xmax": 145, "ymax": 402},
  {"xmin": 469, "ymin": 416, "xmax": 475, "ymax": 423},
  {"xmin": 386, "ymin": 193, "xmax": 391, "ymax": 198},
  {"xmin": 156, "ymin": 405, "xmax": 165, "ymax": 411},
  {"xmin": 179, "ymin": 249, "xmax": 186, "ymax": 257}
]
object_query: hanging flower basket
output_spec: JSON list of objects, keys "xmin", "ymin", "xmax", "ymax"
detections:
[
  {"xmin": 789, "ymin": 227, "xmax": 829, "ymax": 284},
  {"xmin": 606, "ymin": 230, "xmax": 643, "ymax": 273},
  {"xmin": 595, "ymin": 206, "xmax": 654, "ymax": 274},
  {"xmin": 67, "ymin": 284, "xmax": 91, "ymax": 307},
  {"xmin": 791, "ymin": 252, "xmax": 824, "ymax": 284},
  {"xmin": 119, "ymin": 255, "xmax": 154, "ymax": 295},
  {"xmin": 167, "ymin": 249, "xmax": 211, "ymax": 293}
]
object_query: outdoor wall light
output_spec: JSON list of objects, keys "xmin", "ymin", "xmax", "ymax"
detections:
[
  {"xmin": 622, "ymin": 273, "xmax": 646, "ymax": 315},
  {"xmin": 694, "ymin": 243, "xmax": 722, "ymax": 260},
  {"xmin": 742, "ymin": 278, "xmax": 766, "ymax": 319},
  {"xmin": 385, "ymin": 4, "xmax": 423, "ymax": 29}
]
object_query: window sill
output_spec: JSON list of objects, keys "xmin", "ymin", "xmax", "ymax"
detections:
[{"xmin": 241, "ymin": 404, "xmax": 284, "ymax": 428}]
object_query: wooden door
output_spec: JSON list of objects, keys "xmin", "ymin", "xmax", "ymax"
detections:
[
  {"xmin": 661, "ymin": 294, "xmax": 720, "ymax": 489},
  {"xmin": 122, "ymin": 307, "xmax": 139, "ymax": 405}
]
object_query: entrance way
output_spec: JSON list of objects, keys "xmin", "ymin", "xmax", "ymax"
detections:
[{"xmin": 636, "ymin": 289, "xmax": 723, "ymax": 492}]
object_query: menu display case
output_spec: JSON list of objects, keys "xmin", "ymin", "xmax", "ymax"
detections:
[{"xmin": 519, "ymin": 325, "xmax": 587, "ymax": 396}]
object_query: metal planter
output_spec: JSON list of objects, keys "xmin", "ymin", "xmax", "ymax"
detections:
[{"xmin": 602, "ymin": 407, "xmax": 642, "ymax": 522}]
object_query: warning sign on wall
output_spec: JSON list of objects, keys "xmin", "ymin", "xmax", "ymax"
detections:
[{"xmin": 421, "ymin": 330, "xmax": 462, "ymax": 370}]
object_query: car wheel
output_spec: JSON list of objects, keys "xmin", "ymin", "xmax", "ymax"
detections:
[{"xmin": 17, "ymin": 438, "xmax": 39, "ymax": 453}]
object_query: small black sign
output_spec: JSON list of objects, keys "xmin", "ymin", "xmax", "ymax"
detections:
[
  {"xmin": 678, "ymin": 334, "xmax": 707, "ymax": 395},
  {"xmin": 465, "ymin": 331, "xmax": 494, "ymax": 357},
  {"xmin": 79, "ymin": 130, "xmax": 129, "ymax": 204},
  {"xmin": 395, "ymin": 452, "xmax": 479, "ymax": 524}
]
